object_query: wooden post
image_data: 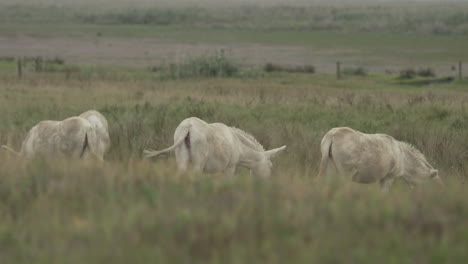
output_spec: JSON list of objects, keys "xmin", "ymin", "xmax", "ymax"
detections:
[
  {"xmin": 35, "ymin": 56, "xmax": 43, "ymax": 72},
  {"xmin": 17, "ymin": 57, "xmax": 22, "ymax": 79},
  {"xmin": 459, "ymin": 61, "xmax": 462, "ymax": 80},
  {"xmin": 336, "ymin": 61, "xmax": 341, "ymax": 80}
]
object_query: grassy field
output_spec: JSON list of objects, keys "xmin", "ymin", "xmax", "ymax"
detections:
[
  {"xmin": 1, "ymin": 0, "xmax": 468, "ymax": 263},
  {"xmin": 2, "ymin": 0, "xmax": 468, "ymax": 74},
  {"xmin": 2, "ymin": 0, "xmax": 468, "ymax": 35},
  {"xmin": 0, "ymin": 60, "xmax": 467, "ymax": 263}
]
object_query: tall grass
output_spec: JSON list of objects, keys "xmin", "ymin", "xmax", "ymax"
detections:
[
  {"xmin": 0, "ymin": 158, "xmax": 466, "ymax": 264},
  {"xmin": 0, "ymin": 71, "xmax": 466, "ymax": 176},
  {"xmin": 0, "ymin": 68, "xmax": 467, "ymax": 263}
]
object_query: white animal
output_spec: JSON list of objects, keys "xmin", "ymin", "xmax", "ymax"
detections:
[
  {"xmin": 2, "ymin": 117, "xmax": 101, "ymax": 160},
  {"xmin": 318, "ymin": 127, "xmax": 442, "ymax": 191},
  {"xmin": 79, "ymin": 110, "xmax": 111, "ymax": 159},
  {"xmin": 144, "ymin": 117, "xmax": 286, "ymax": 177}
]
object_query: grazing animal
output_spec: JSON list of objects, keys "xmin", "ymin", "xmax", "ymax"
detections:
[
  {"xmin": 79, "ymin": 110, "xmax": 111, "ymax": 159},
  {"xmin": 144, "ymin": 117, "xmax": 286, "ymax": 177},
  {"xmin": 2, "ymin": 117, "xmax": 101, "ymax": 160},
  {"xmin": 318, "ymin": 127, "xmax": 441, "ymax": 191}
]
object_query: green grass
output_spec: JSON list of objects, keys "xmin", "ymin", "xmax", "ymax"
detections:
[
  {"xmin": 2, "ymin": 0, "xmax": 468, "ymax": 35},
  {"xmin": 1, "ymin": 1, "xmax": 468, "ymax": 262},
  {"xmin": 0, "ymin": 67, "xmax": 467, "ymax": 263},
  {"xmin": 2, "ymin": 23, "xmax": 468, "ymax": 65},
  {"xmin": 2, "ymin": 1, "xmax": 467, "ymax": 75},
  {"xmin": 0, "ymin": 159, "xmax": 467, "ymax": 264}
]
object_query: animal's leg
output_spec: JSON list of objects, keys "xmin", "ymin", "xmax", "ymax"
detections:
[
  {"xmin": 224, "ymin": 166, "xmax": 236, "ymax": 177},
  {"xmin": 186, "ymin": 147, "xmax": 205, "ymax": 175},
  {"xmin": 402, "ymin": 177, "xmax": 416, "ymax": 190},
  {"xmin": 379, "ymin": 176, "xmax": 395, "ymax": 193},
  {"xmin": 175, "ymin": 148, "xmax": 190, "ymax": 174},
  {"xmin": 189, "ymin": 163, "xmax": 204, "ymax": 175},
  {"xmin": 318, "ymin": 159, "xmax": 336, "ymax": 180},
  {"xmin": 187, "ymin": 141, "xmax": 208, "ymax": 176}
]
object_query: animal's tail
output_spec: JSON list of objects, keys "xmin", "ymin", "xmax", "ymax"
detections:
[
  {"xmin": 79, "ymin": 133, "xmax": 89, "ymax": 158},
  {"xmin": 317, "ymin": 131, "xmax": 334, "ymax": 178},
  {"xmin": 144, "ymin": 123, "xmax": 191, "ymax": 158},
  {"xmin": 1, "ymin": 145, "xmax": 20, "ymax": 156}
]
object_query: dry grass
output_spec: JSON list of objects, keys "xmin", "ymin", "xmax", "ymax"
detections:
[
  {"xmin": 0, "ymin": 72, "xmax": 467, "ymax": 175},
  {"xmin": 0, "ymin": 71, "xmax": 467, "ymax": 263}
]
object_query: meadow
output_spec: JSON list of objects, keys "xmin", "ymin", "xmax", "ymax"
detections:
[
  {"xmin": 1, "ymin": 0, "xmax": 468, "ymax": 263},
  {"xmin": 0, "ymin": 59, "xmax": 467, "ymax": 263},
  {"xmin": 2, "ymin": 0, "xmax": 468, "ymax": 74}
]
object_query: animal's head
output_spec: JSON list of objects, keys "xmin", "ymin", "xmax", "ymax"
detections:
[
  {"xmin": 417, "ymin": 155, "xmax": 439, "ymax": 181},
  {"xmin": 251, "ymin": 145, "xmax": 286, "ymax": 178},
  {"xmin": 429, "ymin": 169, "xmax": 444, "ymax": 186},
  {"xmin": 405, "ymin": 145, "xmax": 442, "ymax": 185}
]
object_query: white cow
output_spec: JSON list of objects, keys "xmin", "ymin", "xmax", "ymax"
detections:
[
  {"xmin": 144, "ymin": 117, "xmax": 286, "ymax": 177},
  {"xmin": 2, "ymin": 117, "xmax": 101, "ymax": 160},
  {"xmin": 79, "ymin": 110, "xmax": 111, "ymax": 159},
  {"xmin": 318, "ymin": 127, "xmax": 442, "ymax": 191}
]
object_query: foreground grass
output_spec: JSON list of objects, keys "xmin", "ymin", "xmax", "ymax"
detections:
[
  {"xmin": 0, "ymin": 71, "xmax": 467, "ymax": 262},
  {"xmin": 0, "ymin": 159, "xmax": 466, "ymax": 263}
]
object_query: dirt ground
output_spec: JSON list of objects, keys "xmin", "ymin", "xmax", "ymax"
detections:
[{"xmin": 0, "ymin": 34, "xmax": 459, "ymax": 75}]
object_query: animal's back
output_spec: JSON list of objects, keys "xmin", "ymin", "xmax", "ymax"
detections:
[
  {"xmin": 79, "ymin": 110, "xmax": 111, "ymax": 156},
  {"xmin": 57, "ymin": 117, "xmax": 93, "ymax": 158},
  {"xmin": 327, "ymin": 127, "xmax": 398, "ymax": 183},
  {"xmin": 21, "ymin": 120, "xmax": 60, "ymax": 157},
  {"xmin": 172, "ymin": 117, "xmax": 240, "ymax": 173},
  {"xmin": 204, "ymin": 123, "xmax": 240, "ymax": 172},
  {"xmin": 20, "ymin": 117, "xmax": 94, "ymax": 159}
]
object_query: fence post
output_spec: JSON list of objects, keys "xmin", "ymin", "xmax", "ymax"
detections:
[
  {"xmin": 17, "ymin": 57, "xmax": 22, "ymax": 79},
  {"xmin": 336, "ymin": 61, "xmax": 341, "ymax": 80},
  {"xmin": 459, "ymin": 60, "xmax": 462, "ymax": 80},
  {"xmin": 35, "ymin": 56, "xmax": 43, "ymax": 72}
]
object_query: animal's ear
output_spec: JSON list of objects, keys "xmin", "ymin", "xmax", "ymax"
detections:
[
  {"xmin": 264, "ymin": 145, "xmax": 286, "ymax": 160},
  {"xmin": 430, "ymin": 169, "xmax": 438, "ymax": 178}
]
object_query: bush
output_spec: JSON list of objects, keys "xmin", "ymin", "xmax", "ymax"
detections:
[
  {"xmin": 46, "ymin": 56, "xmax": 65, "ymax": 65},
  {"xmin": 399, "ymin": 68, "xmax": 417, "ymax": 79},
  {"xmin": 157, "ymin": 51, "xmax": 239, "ymax": 79},
  {"xmin": 263, "ymin": 63, "xmax": 283, "ymax": 73},
  {"xmin": 400, "ymin": 67, "xmax": 436, "ymax": 79},
  {"xmin": 263, "ymin": 63, "xmax": 315, "ymax": 74},
  {"xmin": 417, "ymin": 67, "xmax": 436, "ymax": 77},
  {"xmin": 343, "ymin": 67, "xmax": 367, "ymax": 76}
]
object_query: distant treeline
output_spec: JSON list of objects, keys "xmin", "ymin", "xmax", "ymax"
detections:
[{"xmin": 2, "ymin": 1, "xmax": 468, "ymax": 35}]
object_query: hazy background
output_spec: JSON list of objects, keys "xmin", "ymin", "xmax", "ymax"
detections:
[{"xmin": 0, "ymin": 1, "xmax": 467, "ymax": 263}]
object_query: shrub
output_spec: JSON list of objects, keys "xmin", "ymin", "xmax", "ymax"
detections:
[
  {"xmin": 343, "ymin": 67, "xmax": 367, "ymax": 76},
  {"xmin": 399, "ymin": 68, "xmax": 417, "ymax": 79},
  {"xmin": 263, "ymin": 63, "xmax": 283, "ymax": 73},
  {"xmin": 400, "ymin": 67, "xmax": 436, "ymax": 79},
  {"xmin": 45, "ymin": 56, "xmax": 65, "ymax": 65},
  {"xmin": 263, "ymin": 63, "xmax": 315, "ymax": 74},
  {"xmin": 417, "ymin": 67, "xmax": 436, "ymax": 77},
  {"xmin": 158, "ymin": 51, "xmax": 240, "ymax": 79}
]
